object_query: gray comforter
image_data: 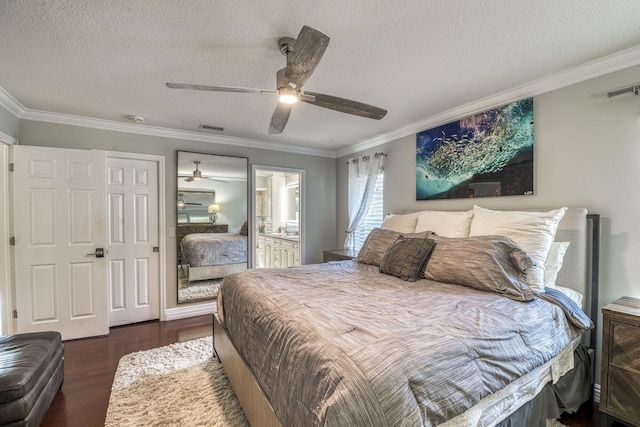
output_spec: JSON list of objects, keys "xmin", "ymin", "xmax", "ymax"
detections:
[
  {"xmin": 180, "ymin": 233, "xmax": 247, "ymax": 267},
  {"xmin": 218, "ymin": 261, "xmax": 582, "ymax": 426}
]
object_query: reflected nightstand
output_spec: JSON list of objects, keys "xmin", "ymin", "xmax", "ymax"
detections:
[{"xmin": 323, "ymin": 248, "xmax": 357, "ymax": 263}]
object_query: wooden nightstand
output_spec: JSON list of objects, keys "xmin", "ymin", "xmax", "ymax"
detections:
[
  {"xmin": 323, "ymin": 248, "xmax": 357, "ymax": 262},
  {"xmin": 600, "ymin": 296, "xmax": 640, "ymax": 427}
]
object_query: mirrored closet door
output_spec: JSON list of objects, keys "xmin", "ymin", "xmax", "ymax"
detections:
[{"xmin": 177, "ymin": 151, "xmax": 248, "ymax": 303}]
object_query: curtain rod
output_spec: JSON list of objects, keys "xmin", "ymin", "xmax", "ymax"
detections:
[
  {"xmin": 345, "ymin": 152, "xmax": 386, "ymax": 164},
  {"xmin": 607, "ymin": 85, "xmax": 639, "ymax": 98}
]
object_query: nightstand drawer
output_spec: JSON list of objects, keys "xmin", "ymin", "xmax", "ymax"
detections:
[
  {"xmin": 611, "ymin": 322, "xmax": 640, "ymax": 370},
  {"xmin": 607, "ymin": 365, "xmax": 640, "ymax": 421}
]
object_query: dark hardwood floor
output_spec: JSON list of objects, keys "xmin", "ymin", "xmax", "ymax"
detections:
[
  {"xmin": 41, "ymin": 315, "xmax": 212, "ymax": 427},
  {"xmin": 41, "ymin": 314, "xmax": 604, "ymax": 427}
]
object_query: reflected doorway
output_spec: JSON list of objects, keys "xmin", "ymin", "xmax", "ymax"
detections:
[{"xmin": 252, "ymin": 166, "xmax": 305, "ymax": 269}]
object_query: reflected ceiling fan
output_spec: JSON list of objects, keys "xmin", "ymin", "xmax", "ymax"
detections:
[
  {"xmin": 177, "ymin": 193, "xmax": 201, "ymax": 209},
  {"xmin": 166, "ymin": 25, "xmax": 387, "ymax": 134},
  {"xmin": 179, "ymin": 161, "xmax": 228, "ymax": 183}
]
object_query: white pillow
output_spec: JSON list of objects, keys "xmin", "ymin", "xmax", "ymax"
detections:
[
  {"xmin": 414, "ymin": 210, "xmax": 473, "ymax": 238},
  {"xmin": 555, "ymin": 285, "xmax": 584, "ymax": 307},
  {"xmin": 380, "ymin": 212, "xmax": 421, "ymax": 233},
  {"xmin": 469, "ymin": 205, "xmax": 567, "ymax": 294},
  {"xmin": 544, "ymin": 241, "xmax": 570, "ymax": 289}
]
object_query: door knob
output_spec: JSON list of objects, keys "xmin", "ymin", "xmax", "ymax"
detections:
[{"xmin": 86, "ymin": 248, "xmax": 106, "ymax": 258}]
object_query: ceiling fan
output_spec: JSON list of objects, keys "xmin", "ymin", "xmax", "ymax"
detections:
[
  {"xmin": 177, "ymin": 193, "xmax": 201, "ymax": 209},
  {"xmin": 179, "ymin": 161, "xmax": 228, "ymax": 183},
  {"xmin": 166, "ymin": 25, "xmax": 387, "ymax": 134}
]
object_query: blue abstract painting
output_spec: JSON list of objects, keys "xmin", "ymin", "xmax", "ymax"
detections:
[{"xmin": 416, "ymin": 98, "xmax": 533, "ymax": 200}]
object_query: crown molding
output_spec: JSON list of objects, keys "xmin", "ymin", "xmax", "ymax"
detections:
[
  {"xmin": 0, "ymin": 87, "xmax": 25, "ymax": 118},
  {"xmin": 19, "ymin": 109, "xmax": 335, "ymax": 158},
  {"xmin": 0, "ymin": 130, "xmax": 17, "ymax": 145},
  {"xmin": 336, "ymin": 44, "xmax": 640, "ymax": 158}
]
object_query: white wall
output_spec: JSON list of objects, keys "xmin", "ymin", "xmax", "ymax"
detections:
[{"xmin": 337, "ymin": 64, "xmax": 640, "ymax": 383}]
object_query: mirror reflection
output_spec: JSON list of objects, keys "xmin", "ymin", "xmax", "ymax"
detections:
[{"xmin": 177, "ymin": 151, "xmax": 248, "ymax": 303}]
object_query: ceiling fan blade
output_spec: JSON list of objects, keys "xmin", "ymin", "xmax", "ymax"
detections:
[
  {"xmin": 284, "ymin": 26, "xmax": 330, "ymax": 89},
  {"xmin": 269, "ymin": 102, "xmax": 293, "ymax": 134},
  {"xmin": 301, "ymin": 91, "xmax": 387, "ymax": 120},
  {"xmin": 166, "ymin": 83, "xmax": 275, "ymax": 95}
]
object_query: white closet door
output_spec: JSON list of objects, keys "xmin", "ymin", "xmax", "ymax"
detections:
[
  {"xmin": 13, "ymin": 146, "xmax": 108, "ymax": 340},
  {"xmin": 106, "ymin": 157, "xmax": 159, "ymax": 326}
]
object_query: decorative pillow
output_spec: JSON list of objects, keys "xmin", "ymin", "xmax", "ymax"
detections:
[
  {"xmin": 468, "ymin": 205, "xmax": 567, "ymax": 294},
  {"xmin": 544, "ymin": 242, "xmax": 570, "ymax": 289},
  {"xmin": 357, "ymin": 228, "xmax": 434, "ymax": 267},
  {"xmin": 239, "ymin": 221, "xmax": 248, "ymax": 236},
  {"xmin": 379, "ymin": 236, "xmax": 437, "ymax": 282},
  {"xmin": 423, "ymin": 235, "xmax": 535, "ymax": 301},
  {"xmin": 414, "ymin": 210, "xmax": 473, "ymax": 237},
  {"xmin": 380, "ymin": 212, "xmax": 421, "ymax": 233}
]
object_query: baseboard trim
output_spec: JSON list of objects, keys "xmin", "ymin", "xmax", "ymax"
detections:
[{"xmin": 164, "ymin": 301, "xmax": 217, "ymax": 321}]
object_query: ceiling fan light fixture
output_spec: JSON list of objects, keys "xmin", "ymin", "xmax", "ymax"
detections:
[
  {"xmin": 191, "ymin": 160, "xmax": 202, "ymax": 180},
  {"xmin": 278, "ymin": 86, "xmax": 299, "ymax": 104}
]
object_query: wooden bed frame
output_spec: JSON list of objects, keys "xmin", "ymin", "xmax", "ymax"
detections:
[{"xmin": 213, "ymin": 209, "xmax": 601, "ymax": 426}]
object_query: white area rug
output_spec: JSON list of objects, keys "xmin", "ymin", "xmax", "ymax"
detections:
[{"xmin": 105, "ymin": 336, "xmax": 248, "ymax": 427}]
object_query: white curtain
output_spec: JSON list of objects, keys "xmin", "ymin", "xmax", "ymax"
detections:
[{"xmin": 344, "ymin": 153, "xmax": 384, "ymax": 249}]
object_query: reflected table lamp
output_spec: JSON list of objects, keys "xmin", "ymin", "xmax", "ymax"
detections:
[{"xmin": 208, "ymin": 204, "xmax": 220, "ymax": 223}]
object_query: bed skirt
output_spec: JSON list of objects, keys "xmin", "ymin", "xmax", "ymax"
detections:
[{"xmin": 185, "ymin": 263, "xmax": 247, "ymax": 282}]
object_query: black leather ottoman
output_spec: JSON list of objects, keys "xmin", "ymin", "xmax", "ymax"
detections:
[{"xmin": 0, "ymin": 332, "xmax": 64, "ymax": 427}]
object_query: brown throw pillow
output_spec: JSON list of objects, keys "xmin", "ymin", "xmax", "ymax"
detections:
[
  {"xmin": 357, "ymin": 228, "xmax": 434, "ymax": 267},
  {"xmin": 379, "ymin": 236, "xmax": 437, "ymax": 282},
  {"xmin": 423, "ymin": 235, "xmax": 535, "ymax": 301}
]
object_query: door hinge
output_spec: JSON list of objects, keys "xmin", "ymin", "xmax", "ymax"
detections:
[
  {"xmin": 8, "ymin": 163, "xmax": 14, "ymax": 172},
  {"xmin": 9, "ymin": 236, "xmax": 15, "ymax": 246},
  {"xmin": 13, "ymin": 309, "xmax": 17, "ymax": 319}
]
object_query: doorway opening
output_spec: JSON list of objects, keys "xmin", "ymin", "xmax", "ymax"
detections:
[{"xmin": 252, "ymin": 166, "xmax": 304, "ymax": 269}]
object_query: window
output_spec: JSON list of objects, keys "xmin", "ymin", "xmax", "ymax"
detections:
[{"xmin": 354, "ymin": 170, "xmax": 384, "ymax": 251}]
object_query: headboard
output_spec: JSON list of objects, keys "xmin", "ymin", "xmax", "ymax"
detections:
[{"xmin": 554, "ymin": 208, "xmax": 589, "ymax": 300}]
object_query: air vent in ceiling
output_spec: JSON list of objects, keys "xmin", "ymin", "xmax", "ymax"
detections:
[{"xmin": 199, "ymin": 124, "xmax": 224, "ymax": 132}]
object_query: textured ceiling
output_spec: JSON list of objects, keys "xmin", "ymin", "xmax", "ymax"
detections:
[{"xmin": 1, "ymin": 0, "xmax": 640, "ymax": 154}]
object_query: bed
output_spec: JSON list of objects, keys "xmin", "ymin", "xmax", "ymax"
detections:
[
  {"xmin": 214, "ymin": 207, "xmax": 600, "ymax": 426},
  {"xmin": 177, "ymin": 223, "xmax": 248, "ymax": 282}
]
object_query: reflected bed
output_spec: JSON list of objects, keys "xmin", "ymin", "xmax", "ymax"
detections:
[{"xmin": 181, "ymin": 232, "xmax": 247, "ymax": 281}]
